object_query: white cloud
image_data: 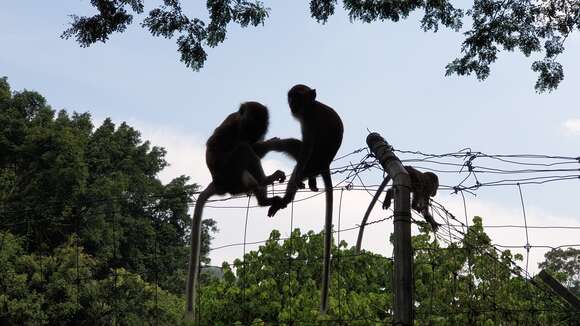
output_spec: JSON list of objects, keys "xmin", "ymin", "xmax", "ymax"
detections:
[
  {"xmin": 91, "ymin": 116, "xmax": 209, "ymax": 185},
  {"xmin": 563, "ymin": 119, "xmax": 580, "ymax": 134},
  {"xmin": 131, "ymin": 120, "xmax": 209, "ymax": 185}
]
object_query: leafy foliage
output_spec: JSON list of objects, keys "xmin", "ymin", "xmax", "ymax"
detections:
[
  {"xmin": 61, "ymin": 0, "xmax": 144, "ymax": 46},
  {"xmin": 196, "ymin": 220, "xmax": 575, "ymax": 325},
  {"xmin": 445, "ymin": 0, "xmax": 579, "ymax": 92},
  {"xmin": 198, "ymin": 229, "xmax": 393, "ymax": 325},
  {"xmin": 413, "ymin": 217, "xmax": 576, "ymax": 325},
  {"xmin": 2, "ymin": 77, "xmax": 578, "ymax": 323},
  {"xmin": 63, "ymin": 0, "xmax": 579, "ymax": 91},
  {"xmin": 0, "ymin": 77, "xmax": 216, "ymax": 296},
  {"xmin": 0, "ymin": 232, "xmax": 188, "ymax": 325},
  {"xmin": 62, "ymin": 0, "xmax": 269, "ymax": 71},
  {"xmin": 539, "ymin": 247, "xmax": 580, "ymax": 297}
]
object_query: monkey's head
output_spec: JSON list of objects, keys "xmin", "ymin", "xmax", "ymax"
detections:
[
  {"xmin": 238, "ymin": 101, "xmax": 269, "ymax": 143},
  {"xmin": 288, "ymin": 84, "xmax": 316, "ymax": 117},
  {"xmin": 424, "ymin": 172, "xmax": 439, "ymax": 197}
]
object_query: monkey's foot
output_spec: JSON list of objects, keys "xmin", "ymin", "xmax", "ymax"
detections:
[
  {"xmin": 308, "ymin": 179, "xmax": 319, "ymax": 192},
  {"xmin": 267, "ymin": 197, "xmax": 287, "ymax": 217},
  {"xmin": 297, "ymin": 181, "xmax": 306, "ymax": 189}
]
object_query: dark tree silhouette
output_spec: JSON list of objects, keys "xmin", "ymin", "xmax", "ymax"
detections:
[
  {"xmin": 62, "ymin": 0, "xmax": 579, "ymax": 92},
  {"xmin": 539, "ymin": 247, "xmax": 580, "ymax": 296},
  {"xmin": 0, "ymin": 76, "xmax": 218, "ymax": 294}
]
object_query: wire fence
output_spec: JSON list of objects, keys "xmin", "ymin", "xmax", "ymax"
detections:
[{"xmin": 1, "ymin": 145, "xmax": 579, "ymax": 324}]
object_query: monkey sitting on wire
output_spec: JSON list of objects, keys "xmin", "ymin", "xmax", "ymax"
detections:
[
  {"xmin": 265, "ymin": 84, "xmax": 344, "ymax": 314},
  {"xmin": 382, "ymin": 166, "xmax": 440, "ymax": 231},
  {"xmin": 185, "ymin": 101, "xmax": 286, "ymax": 319}
]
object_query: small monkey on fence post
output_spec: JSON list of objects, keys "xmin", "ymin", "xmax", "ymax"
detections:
[
  {"xmin": 383, "ymin": 166, "xmax": 440, "ymax": 231},
  {"xmin": 356, "ymin": 166, "xmax": 439, "ymax": 253}
]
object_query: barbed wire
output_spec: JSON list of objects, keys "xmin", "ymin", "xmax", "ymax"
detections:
[
  {"xmin": 1, "ymin": 145, "xmax": 579, "ymax": 324},
  {"xmin": 1, "ymin": 145, "xmax": 578, "ymax": 214}
]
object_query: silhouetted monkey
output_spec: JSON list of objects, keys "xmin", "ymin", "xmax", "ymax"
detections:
[
  {"xmin": 185, "ymin": 102, "xmax": 285, "ymax": 318},
  {"xmin": 383, "ymin": 166, "xmax": 440, "ymax": 231},
  {"xmin": 267, "ymin": 84, "xmax": 343, "ymax": 314}
]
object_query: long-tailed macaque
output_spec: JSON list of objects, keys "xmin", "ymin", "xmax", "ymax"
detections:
[
  {"xmin": 267, "ymin": 84, "xmax": 344, "ymax": 314},
  {"xmin": 356, "ymin": 166, "xmax": 440, "ymax": 253},
  {"xmin": 383, "ymin": 166, "xmax": 439, "ymax": 231},
  {"xmin": 185, "ymin": 102, "xmax": 285, "ymax": 318}
]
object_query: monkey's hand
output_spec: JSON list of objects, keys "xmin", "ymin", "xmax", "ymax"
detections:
[
  {"xmin": 382, "ymin": 197, "xmax": 392, "ymax": 210},
  {"xmin": 263, "ymin": 170, "xmax": 286, "ymax": 186},
  {"xmin": 382, "ymin": 188, "xmax": 394, "ymax": 210},
  {"xmin": 297, "ymin": 181, "xmax": 306, "ymax": 189},
  {"xmin": 267, "ymin": 197, "xmax": 288, "ymax": 217},
  {"xmin": 272, "ymin": 170, "xmax": 286, "ymax": 183}
]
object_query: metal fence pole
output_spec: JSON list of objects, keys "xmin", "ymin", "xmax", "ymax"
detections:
[{"xmin": 366, "ymin": 133, "xmax": 413, "ymax": 325}]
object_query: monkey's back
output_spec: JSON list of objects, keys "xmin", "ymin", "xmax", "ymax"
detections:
[
  {"xmin": 205, "ymin": 113, "xmax": 246, "ymax": 194},
  {"xmin": 302, "ymin": 102, "xmax": 344, "ymax": 177}
]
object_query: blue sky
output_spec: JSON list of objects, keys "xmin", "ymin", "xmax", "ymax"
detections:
[{"xmin": 1, "ymin": 1, "xmax": 579, "ymax": 272}]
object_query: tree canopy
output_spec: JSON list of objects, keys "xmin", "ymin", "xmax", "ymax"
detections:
[
  {"xmin": 62, "ymin": 0, "xmax": 580, "ymax": 92},
  {"xmin": 539, "ymin": 247, "xmax": 580, "ymax": 297},
  {"xmin": 0, "ymin": 76, "xmax": 216, "ymax": 304},
  {"xmin": 0, "ymin": 231, "xmax": 188, "ymax": 325}
]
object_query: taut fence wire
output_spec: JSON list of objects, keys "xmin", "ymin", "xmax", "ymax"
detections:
[{"xmin": 1, "ymin": 144, "xmax": 579, "ymax": 324}]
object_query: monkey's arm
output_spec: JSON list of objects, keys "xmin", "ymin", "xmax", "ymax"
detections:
[
  {"xmin": 253, "ymin": 139, "xmax": 277, "ymax": 158},
  {"xmin": 266, "ymin": 135, "xmax": 314, "ymax": 217},
  {"xmin": 282, "ymin": 132, "xmax": 315, "ymax": 204},
  {"xmin": 257, "ymin": 138, "xmax": 319, "ymax": 191},
  {"xmin": 253, "ymin": 138, "xmax": 302, "ymax": 159}
]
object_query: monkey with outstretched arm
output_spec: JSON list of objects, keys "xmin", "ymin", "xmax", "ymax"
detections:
[
  {"xmin": 185, "ymin": 102, "xmax": 286, "ymax": 319},
  {"xmin": 267, "ymin": 84, "xmax": 344, "ymax": 314}
]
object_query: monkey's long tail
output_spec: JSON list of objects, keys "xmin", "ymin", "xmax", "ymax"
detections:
[
  {"xmin": 424, "ymin": 210, "xmax": 440, "ymax": 232},
  {"xmin": 355, "ymin": 176, "xmax": 391, "ymax": 253},
  {"xmin": 320, "ymin": 170, "xmax": 333, "ymax": 314},
  {"xmin": 185, "ymin": 183, "xmax": 215, "ymax": 320}
]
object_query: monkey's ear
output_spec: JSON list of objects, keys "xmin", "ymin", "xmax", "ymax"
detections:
[
  {"xmin": 239, "ymin": 103, "xmax": 246, "ymax": 115},
  {"xmin": 310, "ymin": 89, "xmax": 317, "ymax": 101}
]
